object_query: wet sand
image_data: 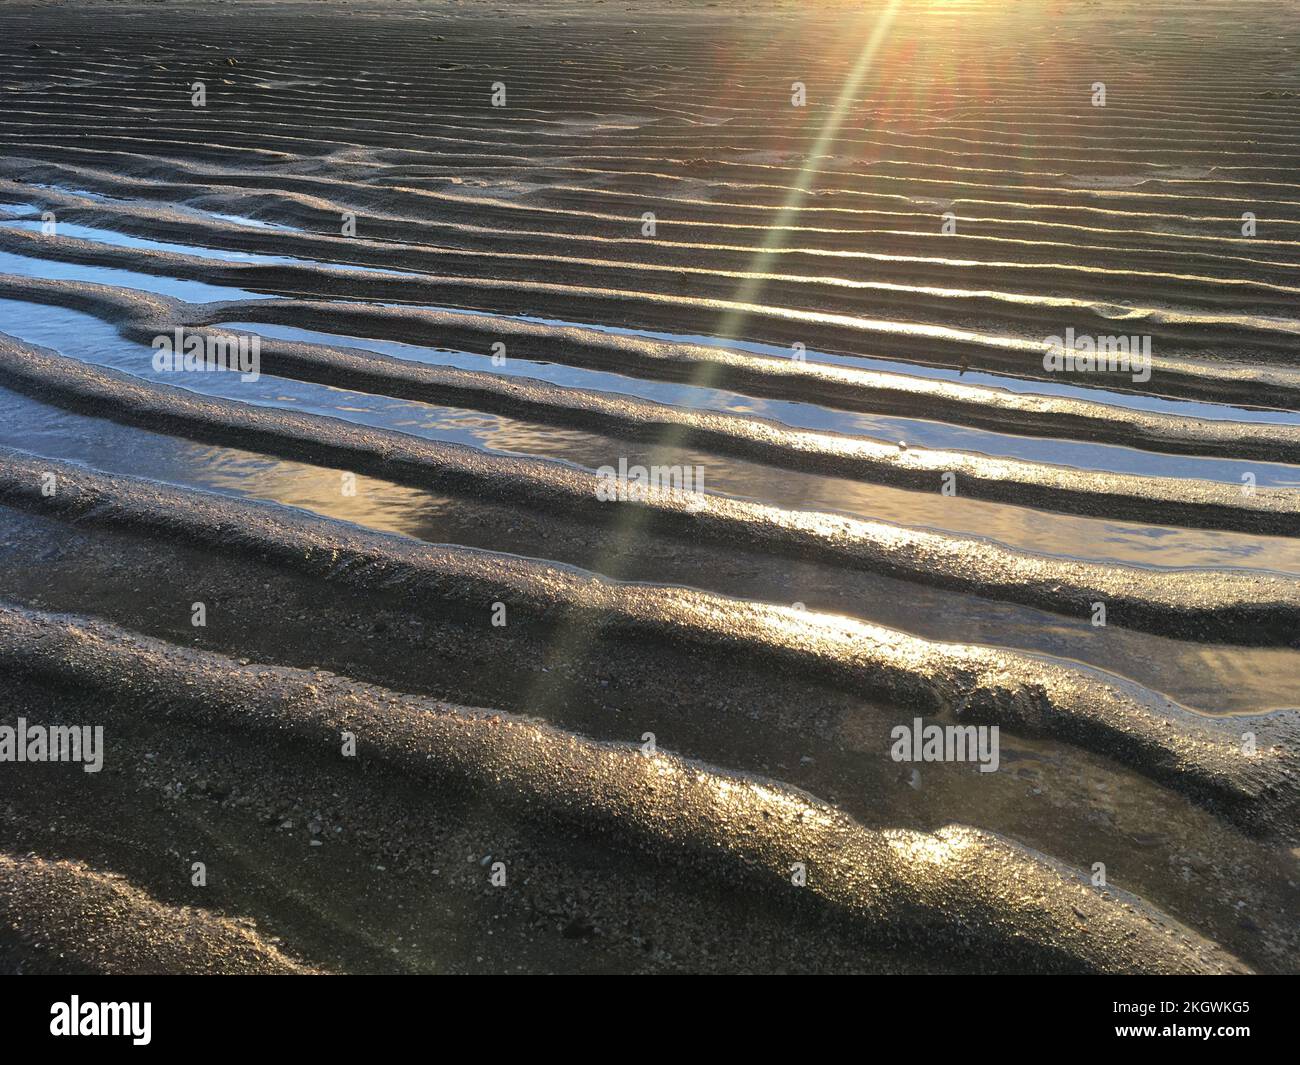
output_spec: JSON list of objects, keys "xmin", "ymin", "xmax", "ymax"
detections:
[{"xmin": 0, "ymin": 0, "xmax": 1297, "ymax": 973}]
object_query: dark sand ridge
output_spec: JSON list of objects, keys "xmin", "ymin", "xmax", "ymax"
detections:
[
  {"xmin": 513, "ymin": 169, "xmax": 1300, "ymax": 225},
  {"xmin": 0, "ymin": 853, "xmax": 319, "ymax": 975},
  {"xmin": 0, "ymin": 600, "xmax": 1255, "ymax": 975},
  {"xmin": 2, "ymin": 448, "xmax": 1295, "ymax": 832}
]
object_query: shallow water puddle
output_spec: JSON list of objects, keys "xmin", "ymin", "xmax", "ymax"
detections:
[
  {"xmin": 0, "ymin": 247, "xmax": 274, "ymax": 303},
  {"xmin": 205, "ymin": 212, "xmax": 303, "ymax": 232}
]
